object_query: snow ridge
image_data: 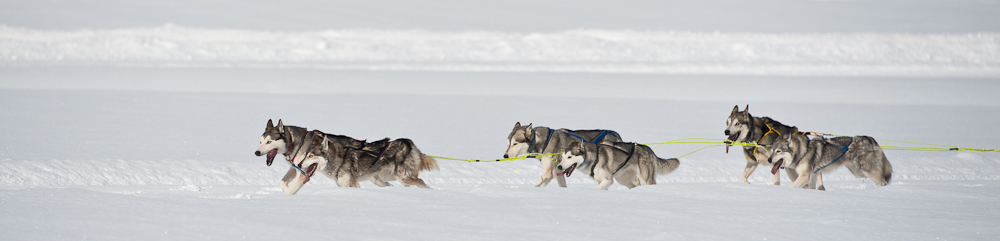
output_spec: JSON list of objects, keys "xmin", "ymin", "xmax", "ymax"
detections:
[{"xmin": 2, "ymin": 25, "xmax": 998, "ymax": 76}]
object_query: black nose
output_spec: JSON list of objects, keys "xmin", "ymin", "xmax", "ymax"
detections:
[
  {"xmin": 767, "ymin": 157, "xmax": 772, "ymax": 163},
  {"xmin": 503, "ymin": 154, "xmax": 509, "ymax": 158},
  {"xmin": 255, "ymin": 151, "xmax": 261, "ymax": 156},
  {"xmin": 557, "ymin": 165, "xmax": 563, "ymax": 170},
  {"xmin": 725, "ymin": 130, "xmax": 730, "ymax": 135}
]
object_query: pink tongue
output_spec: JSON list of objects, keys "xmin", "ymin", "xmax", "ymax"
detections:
[
  {"xmin": 725, "ymin": 145, "xmax": 730, "ymax": 153},
  {"xmin": 770, "ymin": 160, "xmax": 784, "ymax": 175}
]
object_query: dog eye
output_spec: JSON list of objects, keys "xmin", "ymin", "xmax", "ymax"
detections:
[
  {"xmin": 266, "ymin": 141, "xmax": 272, "ymax": 144},
  {"xmin": 308, "ymin": 154, "xmax": 313, "ymax": 158}
]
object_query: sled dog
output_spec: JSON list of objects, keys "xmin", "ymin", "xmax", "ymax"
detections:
[
  {"xmin": 724, "ymin": 105, "xmax": 801, "ymax": 185},
  {"xmin": 557, "ymin": 140, "xmax": 679, "ymax": 190},
  {"xmin": 255, "ymin": 119, "xmax": 370, "ymax": 193},
  {"xmin": 767, "ymin": 134, "xmax": 893, "ymax": 190},
  {"xmin": 504, "ymin": 122, "xmax": 623, "ymax": 187},
  {"xmin": 285, "ymin": 130, "xmax": 439, "ymax": 194}
]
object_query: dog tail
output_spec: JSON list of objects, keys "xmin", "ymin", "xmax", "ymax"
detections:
[
  {"xmin": 656, "ymin": 157, "xmax": 680, "ymax": 175},
  {"xmin": 869, "ymin": 137, "xmax": 893, "ymax": 185},
  {"xmin": 402, "ymin": 139, "xmax": 438, "ymax": 172},
  {"xmin": 877, "ymin": 147, "xmax": 892, "ymax": 185},
  {"xmin": 420, "ymin": 154, "xmax": 439, "ymax": 172}
]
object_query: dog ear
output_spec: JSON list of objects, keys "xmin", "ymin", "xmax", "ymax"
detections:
[
  {"xmin": 731, "ymin": 105, "xmax": 739, "ymax": 115},
  {"xmin": 276, "ymin": 119, "xmax": 285, "ymax": 133},
  {"xmin": 578, "ymin": 140, "xmax": 584, "ymax": 149},
  {"xmin": 742, "ymin": 105, "xmax": 749, "ymax": 118},
  {"xmin": 266, "ymin": 119, "xmax": 274, "ymax": 131},
  {"xmin": 322, "ymin": 135, "xmax": 329, "ymax": 151},
  {"xmin": 514, "ymin": 122, "xmax": 521, "ymax": 129}
]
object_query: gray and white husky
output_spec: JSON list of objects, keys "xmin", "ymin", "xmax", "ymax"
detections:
[
  {"xmin": 504, "ymin": 122, "xmax": 623, "ymax": 187},
  {"xmin": 724, "ymin": 105, "xmax": 801, "ymax": 185},
  {"xmin": 255, "ymin": 119, "xmax": 371, "ymax": 193},
  {"xmin": 557, "ymin": 140, "xmax": 679, "ymax": 190},
  {"xmin": 286, "ymin": 130, "xmax": 439, "ymax": 194},
  {"xmin": 767, "ymin": 134, "xmax": 893, "ymax": 190}
]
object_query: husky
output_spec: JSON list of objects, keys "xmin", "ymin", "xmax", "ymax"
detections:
[
  {"xmin": 767, "ymin": 134, "xmax": 893, "ymax": 190},
  {"xmin": 504, "ymin": 122, "xmax": 623, "ymax": 187},
  {"xmin": 255, "ymin": 119, "xmax": 374, "ymax": 193},
  {"xmin": 724, "ymin": 105, "xmax": 801, "ymax": 185},
  {"xmin": 285, "ymin": 130, "xmax": 439, "ymax": 194},
  {"xmin": 556, "ymin": 140, "xmax": 679, "ymax": 190}
]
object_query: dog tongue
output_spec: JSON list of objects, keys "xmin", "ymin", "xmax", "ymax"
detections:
[
  {"xmin": 266, "ymin": 149, "xmax": 278, "ymax": 166},
  {"xmin": 770, "ymin": 160, "xmax": 784, "ymax": 175}
]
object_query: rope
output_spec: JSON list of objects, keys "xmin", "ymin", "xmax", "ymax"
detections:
[
  {"xmin": 427, "ymin": 135, "xmax": 997, "ymax": 163},
  {"xmin": 427, "ymin": 152, "xmax": 562, "ymax": 163}
]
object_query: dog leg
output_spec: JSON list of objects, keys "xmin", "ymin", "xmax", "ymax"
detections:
[
  {"xmin": 615, "ymin": 175, "xmax": 637, "ymax": 189},
  {"xmin": 816, "ymin": 172, "xmax": 825, "ymax": 191},
  {"xmin": 789, "ymin": 169, "xmax": 811, "ymax": 189},
  {"xmin": 284, "ymin": 173, "xmax": 307, "ymax": 195},
  {"xmin": 280, "ymin": 166, "xmax": 297, "ymax": 192},
  {"xmin": 741, "ymin": 161, "xmax": 757, "ymax": 184},
  {"xmin": 785, "ymin": 168, "xmax": 799, "ymax": 183},
  {"xmin": 536, "ymin": 156, "xmax": 557, "ymax": 187},
  {"xmin": 371, "ymin": 175, "xmax": 392, "ymax": 187},
  {"xmin": 596, "ymin": 177, "xmax": 615, "ymax": 190},
  {"xmin": 400, "ymin": 177, "xmax": 431, "ymax": 189},
  {"xmin": 771, "ymin": 172, "xmax": 780, "ymax": 186}
]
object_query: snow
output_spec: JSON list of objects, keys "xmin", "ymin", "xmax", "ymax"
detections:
[{"xmin": 2, "ymin": 0, "xmax": 1000, "ymax": 240}]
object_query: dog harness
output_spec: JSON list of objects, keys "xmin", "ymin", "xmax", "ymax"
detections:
[
  {"xmin": 528, "ymin": 128, "xmax": 555, "ymax": 155},
  {"xmin": 813, "ymin": 138, "xmax": 853, "ymax": 173},
  {"xmin": 611, "ymin": 143, "xmax": 638, "ymax": 175},
  {"xmin": 290, "ymin": 129, "xmax": 311, "ymax": 176},
  {"xmin": 563, "ymin": 130, "xmax": 618, "ymax": 144},
  {"xmin": 366, "ymin": 140, "xmax": 394, "ymax": 172}
]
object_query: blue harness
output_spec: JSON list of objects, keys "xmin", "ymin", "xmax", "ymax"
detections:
[
  {"xmin": 813, "ymin": 138, "xmax": 853, "ymax": 173},
  {"xmin": 564, "ymin": 130, "xmax": 618, "ymax": 143}
]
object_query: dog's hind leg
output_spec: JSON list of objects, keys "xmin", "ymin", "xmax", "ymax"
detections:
[
  {"xmin": 615, "ymin": 175, "xmax": 638, "ymax": 189},
  {"xmin": 400, "ymin": 177, "xmax": 431, "ymax": 189},
  {"xmin": 741, "ymin": 161, "xmax": 758, "ymax": 184},
  {"xmin": 371, "ymin": 175, "xmax": 392, "ymax": 187}
]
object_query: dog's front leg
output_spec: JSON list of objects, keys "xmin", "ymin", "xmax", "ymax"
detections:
[
  {"xmin": 283, "ymin": 173, "xmax": 307, "ymax": 195},
  {"xmin": 536, "ymin": 156, "xmax": 557, "ymax": 187},
  {"xmin": 815, "ymin": 172, "xmax": 825, "ymax": 191},
  {"xmin": 280, "ymin": 166, "xmax": 297, "ymax": 192},
  {"xmin": 741, "ymin": 161, "xmax": 757, "ymax": 184},
  {"xmin": 785, "ymin": 168, "xmax": 799, "ymax": 183},
  {"xmin": 596, "ymin": 177, "xmax": 615, "ymax": 190},
  {"xmin": 771, "ymin": 172, "xmax": 781, "ymax": 186}
]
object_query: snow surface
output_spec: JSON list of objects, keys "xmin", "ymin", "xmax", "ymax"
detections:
[{"xmin": 2, "ymin": 0, "xmax": 1000, "ymax": 240}]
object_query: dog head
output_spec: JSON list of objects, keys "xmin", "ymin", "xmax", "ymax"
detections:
[
  {"xmin": 557, "ymin": 140, "xmax": 588, "ymax": 178},
  {"xmin": 504, "ymin": 122, "xmax": 533, "ymax": 158},
  {"xmin": 256, "ymin": 119, "xmax": 288, "ymax": 166},
  {"xmin": 290, "ymin": 132, "xmax": 332, "ymax": 184},
  {"xmin": 725, "ymin": 105, "xmax": 752, "ymax": 143},
  {"xmin": 767, "ymin": 135, "xmax": 797, "ymax": 175}
]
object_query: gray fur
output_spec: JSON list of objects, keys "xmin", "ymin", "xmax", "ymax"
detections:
[
  {"xmin": 724, "ymin": 105, "xmax": 801, "ymax": 185},
  {"xmin": 557, "ymin": 140, "xmax": 679, "ymax": 190},
  {"xmin": 286, "ymin": 130, "xmax": 439, "ymax": 194},
  {"xmin": 504, "ymin": 122, "xmax": 623, "ymax": 187},
  {"xmin": 255, "ymin": 119, "xmax": 381, "ymax": 194},
  {"xmin": 768, "ymin": 134, "xmax": 893, "ymax": 190}
]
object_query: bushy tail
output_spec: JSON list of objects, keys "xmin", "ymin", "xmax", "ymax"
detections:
[
  {"xmin": 869, "ymin": 137, "xmax": 892, "ymax": 185},
  {"xmin": 420, "ymin": 154, "xmax": 439, "ymax": 171},
  {"xmin": 877, "ymin": 147, "xmax": 892, "ymax": 185},
  {"xmin": 656, "ymin": 158, "xmax": 680, "ymax": 175},
  {"xmin": 404, "ymin": 140, "xmax": 438, "ymax": 172}
]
